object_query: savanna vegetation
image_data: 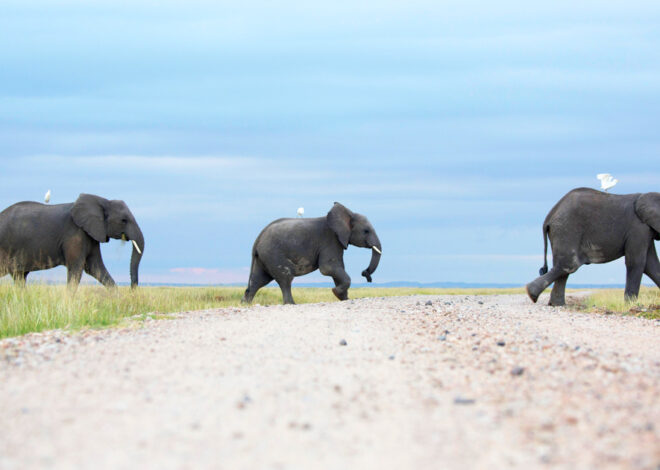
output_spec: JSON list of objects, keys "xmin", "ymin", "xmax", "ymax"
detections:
[{"xmin": 0, "ymin": 284, "xmax": 657, "ymax": 339}]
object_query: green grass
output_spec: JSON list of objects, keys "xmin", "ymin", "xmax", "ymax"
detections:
[
  {"xmin": 1, "ymin": 284, "xmax": 657, "ymax": 339},
  {"xmin": 577, "ymin": 287, "xmax": 660, "ymax": 319}
]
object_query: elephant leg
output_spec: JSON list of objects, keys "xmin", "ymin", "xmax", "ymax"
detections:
[
  {"xmin": 526, "ymin": 264, "xmax": 576, "ymax": 303},
  {"xmin": 84, "ymin": 245, "xmax": 116, "ymax": 288},
  {"xmin": 11, "ymin": 271, "xmax": 28, "ymax": 287},
  {"xmin": 320, "ymin": 263, "xmax": 351, "ymax": 301},
  {"xmin": 624, "ymin": 259, "xmax": 645, "ymax": 302},
  {"xmin": 549, "ymin": 274, "xmax": 568, "ymax": 306},
  {"xmin": 67, "ymin": 267, "xmax": 83, "ymax": 291},
  {"xmin": 242, "ymin": 259, "xmax": 273, "ymax": 304},
  {"xmin": 643, "ymin": 243, "xmax": 660, "ymax": 289},
  {"xmin": 66, "ymin": 259, "xmax": 84, "ymax": 292},
  {"xmin": 276, "ymin": 276, "xmax": 295, "ymax": 304}
]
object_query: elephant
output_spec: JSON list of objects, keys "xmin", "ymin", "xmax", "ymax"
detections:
[
  {"xmin": 526, "ymin": 188, "xmax": 660, "ymax": 306},
  {"xmin": 0, "ymin": 193, "xmax": 144, "ymax": 289},
  {"xmin": 242, "ymin": 202, "xmax": 382, "ymax": 304}
]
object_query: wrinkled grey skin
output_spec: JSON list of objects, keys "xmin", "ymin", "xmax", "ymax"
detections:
[
  {"xmin": 0, "ymin": 193, "xmax": 144, "ymax": 289},
  {"xmin": 242, "ymin": 202, "xmax": 382, "ymax": 304},
  {"xmin": 526, "ymin": 188, "xmax": 660, "ymax": 306}
]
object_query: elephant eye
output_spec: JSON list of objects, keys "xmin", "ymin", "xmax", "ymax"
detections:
[
  {"xmin": 364, "ymin": 229, "xmax": 370, "ymax": 234},
  {"xmin": 121, "ymin": 218, "xmax": 128, "ymax": 224}
]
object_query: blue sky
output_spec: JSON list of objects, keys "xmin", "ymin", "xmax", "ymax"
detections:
[{"xmin": 1, "ymin": 0, "xmax": 659, "ymax": 286}]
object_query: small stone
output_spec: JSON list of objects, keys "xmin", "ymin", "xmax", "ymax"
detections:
[
  {"xmin": 425, "ymin": 300, "xmax": 433, "ymax": 306},
  {"xmin": 339, "ymin": 339, "xmax": 347, "ymax": 346},
  {"xmin": 497, "ymin": 341, "xmax": 506, "ymax": 347},
  {"xmin": 437, "ymin": 335, "xmax": 447, "ymax": 341},
  {"xmin": 478, "ymin": 301, "xmax": 484, "ymax": 305},
  {"xmin": 511, "ymin": 366, "xmax": 525, "ymax": 376},
  {"xmin": 454, "ymin": 397, "xmax": 476, "ymax": 405},
  {"xmin": 388, "ymin": 355, "xmax": 395, "ymax": 360}
]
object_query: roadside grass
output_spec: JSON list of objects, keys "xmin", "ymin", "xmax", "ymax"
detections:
[
  {"xmin": 2, "ymin": 284, "xmax": 657, "ymax": 339},
  {"xmin": 577, "ymin": 287, "xmax": 660, "ymax": 319},
  {"xmin": 0, "ymin": 284, "xmax": 525, "ymax": 339}
]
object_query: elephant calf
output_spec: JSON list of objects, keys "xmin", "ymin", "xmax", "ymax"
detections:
[
  {"xmin": 526, "ymin": 188, "xmax": 660, "ymax": 305},
  {"xmin": 242, "ymin": 202, "xmax": 382, "ymax": 304},
  {"xmin": 0, "ymin": 193, "xmax": 144, "ymax": 289}
]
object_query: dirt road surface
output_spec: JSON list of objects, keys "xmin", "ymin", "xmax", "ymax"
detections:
[{"xmin": 1, "ymin": 294, "xmax": 659, "ymax": 469}]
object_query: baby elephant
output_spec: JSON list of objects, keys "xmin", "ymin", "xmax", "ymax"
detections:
[
  {"xmin": 242, "ymin": 202, "xmax": 382, "ymax": 304},
  {"xmin": 526, "ymin": 188, "xmax": 660, "ymax": 306},
  {"xmin": 0, "ymin": 193, "xmax": 144, "ymax": 289}
]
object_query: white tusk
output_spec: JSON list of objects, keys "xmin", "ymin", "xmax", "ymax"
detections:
[
  {"xmin": 372, "ymin": 246, "xmax": 382, "ymax": 254},
  {"xmin": 131, "ymin": 240, "xmax": 142, "ymax": 254}
]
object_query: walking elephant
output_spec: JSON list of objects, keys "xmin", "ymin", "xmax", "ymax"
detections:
[
  {"xmin": 0, "ymin": 193, "xmax": 145, "ymax": 289},
  {"xmin": 242, "ymin": 202, "xmax": 382, "ymax": 304},
  {"xmin": 526, "ymin": 188, "xmax": 660, "ymax": 306}
]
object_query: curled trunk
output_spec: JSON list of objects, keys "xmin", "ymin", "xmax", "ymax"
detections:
[{"xmin": 361, "ymin": 240, "xmax": 382, "ymax": 283}]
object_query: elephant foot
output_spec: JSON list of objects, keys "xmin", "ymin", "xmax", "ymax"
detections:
[
  {"xmin": 548, "ymin": 298, "xmax": 565, "ymax": 307},
  {"xmin": 525, "ymin": 283, "xmax": 540, "ymax": 303},
  {"xmin": 332, "ymin": 287, "xmax": 348, "ymax": 301}
]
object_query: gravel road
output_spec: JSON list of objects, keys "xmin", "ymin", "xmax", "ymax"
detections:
[{"xmin": 1, "ymin": 294, "xmax": 659, "ymax": 470}]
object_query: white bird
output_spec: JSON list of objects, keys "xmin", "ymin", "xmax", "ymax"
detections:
[
  {"xmin": 44, "ymin": 189, "xmax": 51, "ymax": 203},
  {"xmin": 597, "ymin": 173, "xmax": 618, "ymax": 192},
  {"xmin": 297, "ymin": 207, "xmax": 304, "ymax": 217}
]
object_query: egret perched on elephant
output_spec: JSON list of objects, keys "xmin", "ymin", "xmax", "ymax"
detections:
[{"xmin": 242, "ymin": 202, "xmax": 382, "ymax": 304}]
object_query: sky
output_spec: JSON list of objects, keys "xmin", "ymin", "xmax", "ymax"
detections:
[{"xmin": 1, "ymin": 0, "xmax": 659, "ymax": 286}]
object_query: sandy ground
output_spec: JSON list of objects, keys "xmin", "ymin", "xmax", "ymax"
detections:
[{"xmin": 0, "ymin": 293, "xmax": 659, "ymax": 470}]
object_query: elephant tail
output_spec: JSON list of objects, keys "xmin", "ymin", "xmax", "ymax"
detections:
[{"xmin": 539, "ymin": 224, "xmax": 549, "ymax": 275}]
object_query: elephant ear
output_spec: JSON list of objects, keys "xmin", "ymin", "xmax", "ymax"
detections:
[
  {"xmin": 71, "ymin": 194, "xmax": 109, "ymax": 242},
  {"xmin": 327, "ymin": 202, "xmax": 353, "ymax": 249},
  {"xmin": 635, "ymin": 192, "xmax": 660, "ymax": 237}
]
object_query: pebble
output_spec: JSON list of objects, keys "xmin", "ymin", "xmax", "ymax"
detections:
[
  {"xmin": 454, "ymin": 397, "xmax": 476, "ymax": 405},
  {"xmin": 437, "ymin": 335, "xmax": 447, "ymax": 341},
  {"xmin": 497, "ymin": 341, "xmax": 506, "ymax": 347},
  {"xmin": 339, "ymin": 339, "xmax": 347, "ymax": 346},
  {"xmin": 425, "ymin": 300, "xmax": 433, "ymax": 306},
  {"xmin": 511, "ymin": 366, "xmax": 525, "ymax": 376}
]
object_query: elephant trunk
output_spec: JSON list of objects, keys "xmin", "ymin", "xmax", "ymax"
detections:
[
  {"xmin": 127, "ymin": 223, "xmax": 144, "ymax": 288},
  {"xmin": 361, "ymin": 238, "xmax": 382, "ymax": 283}
]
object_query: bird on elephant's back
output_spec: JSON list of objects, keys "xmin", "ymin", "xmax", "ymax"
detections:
[
  {"xmin": 526, "ymin": 188, "xmax": 660, "ymax": 306},
  {"xmin": 0, "ymin": 193, "xmax": 145, "ymax": 290},
  {"xmin": 242, "ymin": 202, "xmax": 382, "ymax": 305}
]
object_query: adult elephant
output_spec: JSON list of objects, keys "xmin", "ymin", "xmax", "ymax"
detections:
[
  {"xmin": 526, "ymin": 188, "xmax": 660, "ymax": 306},
  {"xmin": 0, "ymin": 193, "xmax": 144, "ymax": 289},
  {"xmin": 242, "ymin": 202, "xmax": 382, "ymax": 304}
]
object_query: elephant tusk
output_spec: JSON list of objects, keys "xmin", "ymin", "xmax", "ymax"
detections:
[
  {"xmin": 372, "ymin": 246, "xmax": 382, "ymax": 254},
  {"xmin": 132, "ymin": 240, "xmax": 142, "ymax": 254}
]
